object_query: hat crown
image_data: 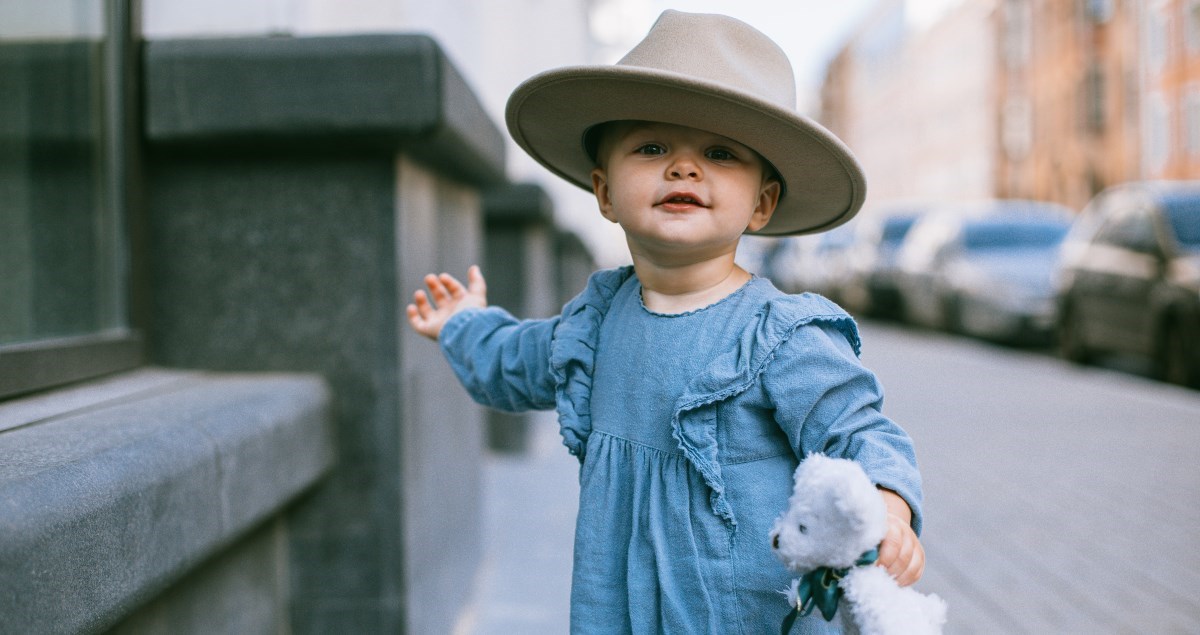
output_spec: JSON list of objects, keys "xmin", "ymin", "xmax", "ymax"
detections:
[{"xmin": 617, "ymin": 10, "xmax": 797, "ymax": 112}]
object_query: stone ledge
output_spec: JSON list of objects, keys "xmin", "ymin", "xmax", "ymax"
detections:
[
  {"xmin": 143, "ymin": 34, "xmax": 506, "ymax": 186},
  {"xmin": 0, "ymin": 369, "xmax": 335, "ymax": 634},
  {"xmin": 484, "ymin": 182, "xmax": 555, "ymax": 226}
]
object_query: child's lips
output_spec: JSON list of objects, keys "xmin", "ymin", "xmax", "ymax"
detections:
[{"xmin": 656, "ymin": 191, "xmax": 708, "ymax": 210}]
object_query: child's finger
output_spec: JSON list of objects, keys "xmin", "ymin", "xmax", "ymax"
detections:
[
  {"xmin": 885, "ymin": 537, "xmax": 914, "ymax": 581},
  {"xmin": 877, "ymin": 516, "xmax": 909, "ymax": 576},
  {"xmin": 877, "ymin": 529, "xmax": 899, "ymax": 564},
  {"xmin": 890, "ymin": 538, "xmax": 924, "ymax": 587},
  {"xmin": 424, "ymin": 273, "xmax": 450, "ymax": 304},
  {"xmin": 412, "ymin": 290, "xmax": 434, "ymax": 317},
  {"xmin": 440, "ymin": 273, "xmax": 466, "ymax": 298},
  {"xmin": 898, "ymin": 546, "xmax": 925, "ymax": 586},
  {"xmin": 405, "ymin": 301, "xmax": 439, "ymax": 341},
  {"xmin": 467, "ymin": 265, "xmax": 487, "ymax": 296},
  {"xmin": 878, "ymin": 516, "xmax": 922, "ymax": 586}
]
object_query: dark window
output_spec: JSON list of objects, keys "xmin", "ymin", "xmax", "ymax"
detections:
[
  {"xmin": 880, "ymin": 216, "xmax": 918, "ymax": 245},
  {"xmin": 962, "ymin": 220, "xmax": 1070, "ymax": 250},
  {"xmin": 0, "ymin": 0, "xmax": 140, "ymax": 399},
  {"xmin": 1161, "ymin": 195, "xmax": 1200, "ymax": 248},
  {"xmin": 1083, "ymin": 64, "xmax": 1106, "ymax": 134},
  {"xmin": 1081, "ymin": 0, "xmax": 1114, "ymax": 23}
]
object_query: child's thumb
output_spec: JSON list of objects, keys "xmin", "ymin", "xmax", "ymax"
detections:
[{"xmin": 467, "ymin": 265, "xmax": 488, "ymax": 296}]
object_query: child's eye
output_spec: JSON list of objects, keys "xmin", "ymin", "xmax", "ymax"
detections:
[
  {"xmin": 706, "ymin": 148, "xmax": 736, "ymax": 161},
  {"xmin": 635, "ymin": 143, "xmax": 666, "ymax": 155}
]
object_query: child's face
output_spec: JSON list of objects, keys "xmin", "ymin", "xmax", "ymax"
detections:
[{"xmin": 589, "ymin": 121, "xmax": 780, "ymax": 264}]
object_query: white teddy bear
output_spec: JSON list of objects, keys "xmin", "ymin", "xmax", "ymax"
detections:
[{"xmin": 769, "ymin": 454, "xmax": 947, "ymax": 635}]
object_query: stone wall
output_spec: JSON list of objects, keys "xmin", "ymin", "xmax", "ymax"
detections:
[
  {"xmin": 139, "ymin": 34, "xmax": 503, "ymax": 634},
  {"xmin": 1, "ymin": 30, "xmax": 593, "ymax": 635}
]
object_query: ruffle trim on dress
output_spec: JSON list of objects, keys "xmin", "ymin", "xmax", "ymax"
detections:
[
  {"xmin": 670, "ymin": 292, "xmax": 862, "ymax": 528},
  {"xmin": 549, "ymin": 269, "xmax": 861, "ymax": 528},
  {"xmin": 548, "ymin": 266, "xmax": 635, "ymax": 462}
]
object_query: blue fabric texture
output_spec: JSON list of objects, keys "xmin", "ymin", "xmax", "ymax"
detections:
[{"xmin": 439, "ymin": 266, "xmax": 923, "ymax": 634}]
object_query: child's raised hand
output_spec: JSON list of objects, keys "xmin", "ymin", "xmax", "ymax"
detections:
[
  {"xmin": 406, "ymin": 265, "xmax": 488, "ymax": 341},
  {"xmin": 876, "ymin": 488, "xmax": 925, "ymax": 587}
]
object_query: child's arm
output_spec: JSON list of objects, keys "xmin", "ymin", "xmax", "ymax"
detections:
[
  {"xmin": 406, "ymin": 265, "xmax": 488, "ymax": 340},
  {"xmin": 877, "ymin": 488, "xmax": 925, "ymax": 587},
  {"xmin": 409, "ymin": 265, "xmax": 560, "ymax": 412},
  {"xmin": 761, "ymin": 322, "xmax": 926, "ymax": 581}
]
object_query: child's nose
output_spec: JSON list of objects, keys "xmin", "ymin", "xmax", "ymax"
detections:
[{"xmin": 667, "ymin": 153, "xmax": 701, "ymax": 179}]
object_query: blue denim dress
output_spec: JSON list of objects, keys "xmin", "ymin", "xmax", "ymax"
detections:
[{"xmin": 440, "ymin": 267, "xmax": 922, "ymax": 634}]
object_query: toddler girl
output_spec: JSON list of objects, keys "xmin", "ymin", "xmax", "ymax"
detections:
[{"xmin": 408, "ymin": 11, "xmax": 924, "ymax": 634}]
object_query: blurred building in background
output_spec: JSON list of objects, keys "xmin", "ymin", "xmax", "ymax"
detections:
[
  {"xmin": 823, "ymin": 0, "xmax": 1200, "ymax": 213},
  {"xmin": 1144, "ymin": 0, "xmax": 1200, "ymax": 180},
  {"xmin": 825, "ymin": 0, "xmax": 998, "ymax": 209},
  {"xmin": 995, "ymin": 0, "xmax": 1142, "ymax": 209}
]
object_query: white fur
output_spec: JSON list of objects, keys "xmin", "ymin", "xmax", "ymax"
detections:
[{"xmin": 769, "ymin": 454, "xmax": 947, "ymax": 635}]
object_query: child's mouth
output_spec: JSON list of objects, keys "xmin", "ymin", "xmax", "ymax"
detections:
[{"xmin": 658, "ymin": 192, "xmax": 707, "ymax": 209}]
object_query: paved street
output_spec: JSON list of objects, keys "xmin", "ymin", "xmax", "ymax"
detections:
[{"xmin": 457, "ymin": 320, "xmax": 1200, "ymax": 634}]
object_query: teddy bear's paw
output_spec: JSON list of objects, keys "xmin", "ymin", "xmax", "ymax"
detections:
[
  {"xmin": 918, "ymin": 591, "xmax": 948, "ymax": 632},
  {"xmin": 843, "ymin": 566, "xmax": 946, "ymax": 635}
]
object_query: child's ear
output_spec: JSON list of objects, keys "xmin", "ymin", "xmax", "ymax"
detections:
[
  {"xmin": 746, "ymin": 179, "xmax": 781, "ymax": 232},
  {"xmin": 591, "ymin": 167, "xmax": 618, "ymax": 223}
]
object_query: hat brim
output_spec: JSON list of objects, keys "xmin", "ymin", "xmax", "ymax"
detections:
[{"xmin": 505, "ymin": 65, "xmax": 867, "ymax": 236}]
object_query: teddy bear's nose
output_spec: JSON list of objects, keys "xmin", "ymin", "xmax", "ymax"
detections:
[{"xmin": 771, "ymin": 534, "xmax": 779, "ymax": 549}]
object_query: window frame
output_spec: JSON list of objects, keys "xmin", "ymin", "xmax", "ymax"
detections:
[
  {"xmin": 1187, "ymin": 0, "xmax": 1200, "ymax": 54},
  {"xmin": 0, "ymin": 0, "xmax": 142, "ymax": 400}
]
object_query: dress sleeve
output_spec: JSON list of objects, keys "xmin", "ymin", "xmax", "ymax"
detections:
[
  {"xmin": 438, "ymin": 306, "xmax": 559, "ymax": 412},
  {"xmin": 763, "ymin": 322, "xmax": 925, "ymax": 534}
]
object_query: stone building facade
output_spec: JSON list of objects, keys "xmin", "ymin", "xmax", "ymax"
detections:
[
  {"xmin": 822, "ymin": 0, "xmax": 998, "ymax": 212},
  {"xmin": 995, "ymin": 0, "xmax": 1143, "ymax": 209},
  {"xmin": 1143, "ymin": 0, "xmax": 1200, "ymax": 179},
  {"xmin": 822, "ymin": 0, "xmax": 1200, "ymax": 213}
]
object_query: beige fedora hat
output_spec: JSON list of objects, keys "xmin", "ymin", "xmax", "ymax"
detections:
[{"xmin": 505, "ymin": 10, "xmax": 866, "ymax": 236}]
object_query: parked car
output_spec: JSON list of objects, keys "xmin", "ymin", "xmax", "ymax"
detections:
[
  {"xmin": 943, "ymin": 215, "xmax": 1071, "ymax": 343},
  {"xmin": 1055, "ymin": 181, "xmax": 1200, "ymax": 387},
  {"xmin": 766, "ymin": 235, "xmax": 816, "ymax": 294},
  {"xmin": 768, "ymin": 224, "xmax": 857, "ymax": 300},
  {"xmin": 895, "ymin": 200, "xmax": 1073, "ymax": 338},
  {"xmin": 839, "ymin": 208, "xmax": 924, "ymax": 318},
  {"xmin": 736, "ymin": 235, "xmax": 783, "ymax": 278}
]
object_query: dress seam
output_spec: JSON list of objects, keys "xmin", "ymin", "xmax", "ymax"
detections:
[
  {"xmin": 720, "ymin": 450, "xmax": 794, "ymax": 467},
  {"xmin": 590, "ymin": 429, "xmax": 685, "ymax": 458}
]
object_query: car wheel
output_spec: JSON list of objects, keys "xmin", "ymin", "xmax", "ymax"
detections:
[
  {"xmin": 1059, "ymin": 304, "xmax": 1091, "ymax": 364},
  {"xmin": 942, "ymin": 294, "xmax": 962, "ymax": 334},
  {"xmin": 1158, "ymin": 318, "xmax": 1199, "ymax": 388}
]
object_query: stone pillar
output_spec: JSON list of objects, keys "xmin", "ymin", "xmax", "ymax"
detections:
[
  {"xmin": 556, "ymin": 228, "xmax": 599, "ymax": 309},
  {"xmin": 482, "ymin": 183, "xmax": 557, "ymax": 453},
  {"xmin": 142, "ymin": 34, "xmax": 504, "ymax": 634}
]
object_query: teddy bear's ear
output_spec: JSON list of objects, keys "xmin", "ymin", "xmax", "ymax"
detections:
[{"xmin": 791, "ymin": 453, "xmax": 822, "ymax": 494}]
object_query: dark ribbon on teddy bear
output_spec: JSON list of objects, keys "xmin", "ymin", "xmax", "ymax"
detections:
[{"xmin": 780, "ymin": 548, "xmax": 879, "ymax": 635}]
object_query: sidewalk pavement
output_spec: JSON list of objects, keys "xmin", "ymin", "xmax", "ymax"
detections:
[{"xmin": 456, "ymin": 410, "xmax": 577, "ymax": 635}]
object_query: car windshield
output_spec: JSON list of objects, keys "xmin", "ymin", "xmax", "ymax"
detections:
[
  {"xmin": 1161, "ymin": 195, "xmax": 1200, "ymax": 248},
  {"xmin": 962, "ymin": 220, "xmax": 1069, "ymax": 250},
  {"xmin": 881, "ymin": 216, "xmax": 917, "ymax": 245}
]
